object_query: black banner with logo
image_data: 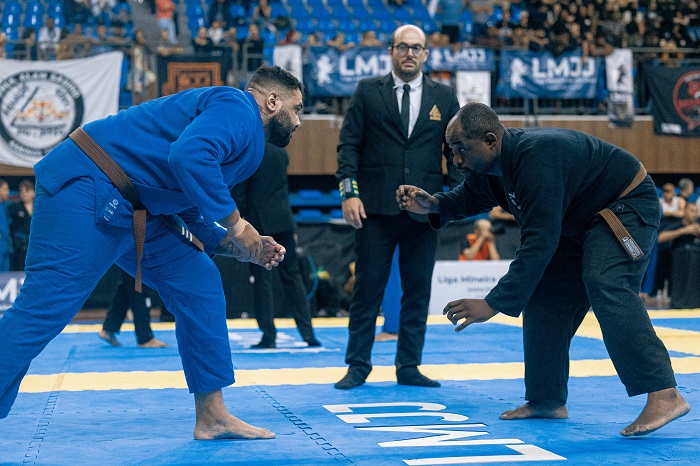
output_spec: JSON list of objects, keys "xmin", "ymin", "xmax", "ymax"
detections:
[{"xmin": 645, "ymin": 65, "xmax": 700, "ymax": 137}]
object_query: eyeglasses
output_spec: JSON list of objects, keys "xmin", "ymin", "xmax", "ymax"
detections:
[{"xmin": 393, "ymin": 43, "xmax": 426, "ymax": 56}]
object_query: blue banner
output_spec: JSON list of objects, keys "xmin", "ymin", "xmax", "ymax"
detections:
[
  {"xmin": 303, "ymin": 46, "xmax": 495, "ymax": 97},
  {"xmin": 497, "ymin": 50, "xmax": 604, "ymax": 99},
  {"xmin": 425, "ymin": 47, "xmax": 496, "ymax": 72},
  {"xmin": 303, "ymin": 46, "xmax": 392, "ymax": 97}
]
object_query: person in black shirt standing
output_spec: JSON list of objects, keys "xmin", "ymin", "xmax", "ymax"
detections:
[
  {"xmin": 397, "ymin": 102, "xmax": 689, "ymax": 437},
  {"xmin": 231, "ymin": 143, "xmax": 321, "ymax": 349}
]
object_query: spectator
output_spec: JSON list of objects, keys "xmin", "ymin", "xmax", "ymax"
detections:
[
  {"xmin": 38, "ymin": 17, "xmax": 63, "ymax": 60},
  {"xmin": 326, "ymin": 32, "xmax": 355, "ymax": 51},
  {"xmin": 279, "ymin": 29, "xmax": 301, "ymax": 46},
  {"xmin": 459, "ymin": 219, "xmax": 500, "ymax": 260},
  {"xmin": 678, "ymin": 178, "xmax": 696, "ymax": 203},
  {"xmin": 156, "ymin": 0, "xmax": 178, "ymax": 45},
  {"xmin": 192, "ymin": 26, "xmax": 216, "ymax": 54},
  {"xmin": 252, "ymin": 0, "xmax": 276, "ymax": 34},
  {"xmin": 660, "ymin": 182, "xmax": 686, "ymax": 219},
  {"xmin": 230, "ymin": 143, "xmax": 321, "ymax": 349},
  {"xmin": 129, "ymin": 29, "xmax": 157, "ymax": 104},
  {"xmin": 657, "ymin": 202, "xmax": 700, "ymax": 307},
  {"xmin": 304, "ymin": 32, "xmax": 321, "ymax": 47},
  {"xmin": 16, "ymin": 29, "xmax": 37, "ymax": 61},
  {"xmin": 0, "ymin": 179, "xmax": 11, "ymax": 272},
  {"xmin": 208, "ymin": 20, "xmax": 228, "ymax": 47},
  {"xmin": 57, "ymin": 23, "xmax": 96, "ymax": 60},
  {"xmin": 240, "ymin": 23, "xmax": 265, "ymax": 72},
  {"xmin": 8, "ymin": 180, "xmax": 34, "ymax": 271},
  {"xmin": 359, "ymin": 30, "xmax": 383, "ymax": 47},
  {"xmin": 156, "ymin": 29, "xmax": 184, "ymax": 56},
  {"xmin": 587, "ymin": 30, "xmax": 615, "ymax": 58}
]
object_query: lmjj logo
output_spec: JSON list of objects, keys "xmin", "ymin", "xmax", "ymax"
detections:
[
  {"xmin": 323, "ymin": 402, "xmax": 565, "ymax": 464},
  {"xmin": 0, "ymin": 273, "xmax": 25, "ymax": 312},
  {"xmin": 511, "ymin": 57, "xmax": 596, "ymax": 86},
  {"xmin": 337, "ymin": 54, "xmax": 392, "ymax": 81}
]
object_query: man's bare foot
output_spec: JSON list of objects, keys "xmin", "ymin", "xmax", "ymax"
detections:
[
  {"xmin": 620, "ymin": 387, "xmax": 690, "ymax": 437},
  {"xmin": 193, "ymin": 390, "xmax": 275, "ymax": 440},
  {"xmin": 138, "ymin": 338, "xmax": 169, "ymax": 348},
  {"xmin": 374, "ymin": 331, "xmax": 398, "ymax": 342},
  {"xmin": 500, "ymin": 401, "xmax": 568, "ymax": 420},
  {"xmin": 194, "ymin": 414, "xmax": 276, "ymax": 440},
  {"xmin": 99, "ymin": 330, "xmax": 121, "ymax": 347}
]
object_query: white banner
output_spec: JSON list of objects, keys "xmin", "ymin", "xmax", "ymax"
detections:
[
  {"xmin": 605, "ymin": 49, "xmax": 633, "ymax": 93},
  {"xmin": 455, "ymin": 71, "xmax": 491, "ymax": 107},
  {"xmin": 273, "ymin": 45, "xmax": 303, "ymax": 83},
  {"xmin": 605, "ymin": 48, "xmax": 635, "ymax": 127},
  {"xmin": 429, "ymin": 260, "xmax": 511, "ymax": 315},
  {"xmin": 0, "ymin": 52, "xmax": 123, "ymax": 168}
]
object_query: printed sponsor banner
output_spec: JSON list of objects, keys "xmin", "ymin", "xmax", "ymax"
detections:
[
  {"xmin": 302, "ymin": 47, "xmax": 494, "ymax": 97},
  {"xmin": 646, "ymin": 65, "xmax": 700, "ymax": 137},
  {"xmin": 455, "ymin": 71, "xmax": 491, "ymax": 106},
  {"xmin": 428, "ymin": 260, "xmax": 511, "ymax": 315},
  {"xmin": 497, "ymin": 50, "xmax": 604, "ymax": 99},
  {"xmin": 606, "ymin": 49, "xmax": 635, "ymax": 127},
  {"xmin": 303, "ymin": 46, "xmax": 392, "ymax": 97},
  {"xmin": 0, "ymin": 271, "xmax": 25, "ymax": 315},
  {"xmin": 424, "ymin": 47, "xmax": 496, "ymax": 72},
  {"xmin": 0, "ymin": 52, "xmax": 123, "ymax": 168}
]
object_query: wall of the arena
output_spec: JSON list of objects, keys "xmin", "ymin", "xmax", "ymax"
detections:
[
  {"xmin": 285, "ymin": 115, "xmax": 700, "ymax": 175},
  {"xmin": 1, "ymin": 115, "xmax": 697, "ymax": 177}
]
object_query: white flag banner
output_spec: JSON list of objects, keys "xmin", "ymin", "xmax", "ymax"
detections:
[
  {"xmin": 455, "ymin": 71, "xmax": 491, "ymax": 107},
  {"xmin": 0, "ymin": 51, "xmax": 123, "ymax": 168},
  {"xmin": 605, "ymin": 48, "xmax": 635, "ymax": 127},
  {"xmin": 273, "ymin": 45, "xmax": 303, "ymax": 83},
  {"xmin": 605, "ymin": 48, "xmax": 634, "ymax": 93}
]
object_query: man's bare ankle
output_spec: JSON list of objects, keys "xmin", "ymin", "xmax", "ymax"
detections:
[{"xmin": 500, "ymin": 401, "xmax": 568, "ymax": 420}]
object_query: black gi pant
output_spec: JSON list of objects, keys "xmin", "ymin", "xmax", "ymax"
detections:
[
  {"xmin": 102, "ymin": 270, "xmax": 155, "ymax": 345},
  {"xmin": 345, "ymin": 212, "xmax": 437, "ymax": 376},
  {"xmin": 524, "ymin": 178, "xmax": 677, "ymax": 402},
  {"xmin": 251, "ymin": 229, "xmax": 316, "ymax": 344}
]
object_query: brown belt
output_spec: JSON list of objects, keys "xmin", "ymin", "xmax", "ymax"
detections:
[
  {"xmin": 69, "ymin": 128, "xmax": 204, "ymax": 292},
  {"xmin": 598, "ymin": 164, "xmax": 648, "ymax": 260}
]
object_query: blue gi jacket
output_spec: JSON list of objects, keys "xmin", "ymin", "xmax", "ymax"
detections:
[
  {"xmin": 34, "ymin": 87, "xmax": 265, "ymax": 253},
  {"xmin": 432, "ymin": 127, "xmax": 658, "ymax": 317}
]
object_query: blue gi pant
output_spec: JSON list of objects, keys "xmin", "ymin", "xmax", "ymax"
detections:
[
  {"xmin": 0, "ymin": 175, "xmax": 234, "ymax": 418},
  {"xmin": 523, "ymin": 178, "xmax": 676, "ymax": 402}
]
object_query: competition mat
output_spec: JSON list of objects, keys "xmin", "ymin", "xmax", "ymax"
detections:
[{"xmin": 1, "ymin": 311, "xmax": 699, "ymax": 465}]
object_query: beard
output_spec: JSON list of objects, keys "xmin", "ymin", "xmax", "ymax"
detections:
[{"xmin": 265, "ymin": 110, "xmax": 295, "ymax": 147}]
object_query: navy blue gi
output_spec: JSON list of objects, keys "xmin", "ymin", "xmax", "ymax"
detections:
[
  {"xmin": 432, "ymin": 127, "xmax": 677, "ymax": 402},
  {"xmin": 0, "ymin": 87, "xmax": 265, "ymax": 418}
]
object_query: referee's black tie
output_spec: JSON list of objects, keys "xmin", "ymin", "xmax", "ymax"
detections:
[{"xmin": 401, "ymin": 84, "xmax": 410, "ymax": 137}]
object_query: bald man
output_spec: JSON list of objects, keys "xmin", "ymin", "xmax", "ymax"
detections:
[{"xmin": 335, "ymin": 24, "xmax": 461, "ymax": 389}]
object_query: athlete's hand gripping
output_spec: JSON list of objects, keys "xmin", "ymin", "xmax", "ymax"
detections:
[
  {"xmin": 396, "ymin": 185, "xmax": 440, "ymax": 215},
  {"xmin": 216, "ymin": 211, "xmax": 285, "ymax": 269}
]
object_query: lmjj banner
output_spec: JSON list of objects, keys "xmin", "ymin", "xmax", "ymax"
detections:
[
  {"xmin": 428, "ymin": 260, "xmax": 511, "ymax": 315},
  {"xmin": 0, "ymin": 52, "xmax": 123, "ymax": 168},
  {"xmin": 0, "ymin": 272, "xmax": 25, "ymax": 316}
]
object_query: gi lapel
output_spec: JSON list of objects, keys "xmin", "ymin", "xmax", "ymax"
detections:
[{"xmin": 378, "ymin": 74, "xmax": 406, "ymax": 139}]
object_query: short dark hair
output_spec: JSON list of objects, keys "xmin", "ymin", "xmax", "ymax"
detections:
[
  {"xmin": 457, "ymin": 103, "xmax": 504, "ymax": 141},
  {"xmin": 247, "ymin": 65, "xmax": 304, "ymax": 97},
  {"xmin": 19, "ymin": 179, "xmax": 34, "ymax": 191},
  {"xmin": 0, "ymin": 178, "xmax": 7, "ymax": 188}
]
